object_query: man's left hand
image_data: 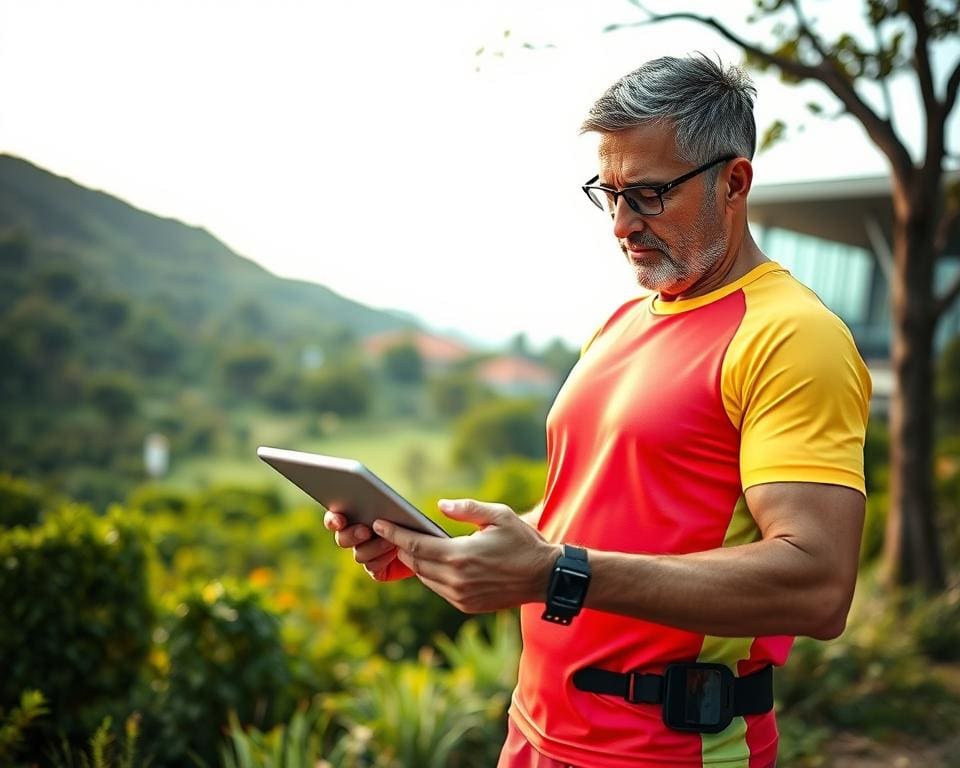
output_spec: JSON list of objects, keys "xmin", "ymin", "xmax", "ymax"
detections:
[{"xmin": 372, "ymin": 499, "xmax": 561, "ymax": 614}]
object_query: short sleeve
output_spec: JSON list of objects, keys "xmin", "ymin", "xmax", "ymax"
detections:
[{"xmin": 722, "ymin": 297, "xmax": 873, "ymax": 495}]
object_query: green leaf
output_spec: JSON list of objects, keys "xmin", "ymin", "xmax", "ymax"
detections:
[
  {"xmin": 806, "ymin": 101, "xmax": 824, "ymax": 115},
  {"xmin": 759, "ymin": 119, "xmax": 788, "ymax": 153}
]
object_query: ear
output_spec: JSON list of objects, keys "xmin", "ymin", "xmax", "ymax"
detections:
[{"xmin": 724, "ymin": 158, "xmax": 753, "ymax": 210}]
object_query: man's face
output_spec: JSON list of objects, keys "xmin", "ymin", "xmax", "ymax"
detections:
[{"xmin": 596, "ymin": 123, "xmax": 729, "ymax": 296}]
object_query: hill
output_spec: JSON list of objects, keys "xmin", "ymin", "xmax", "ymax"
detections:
[{"xmin": 0, "ymin": 153, "xmax": 419, "ymax": 505}]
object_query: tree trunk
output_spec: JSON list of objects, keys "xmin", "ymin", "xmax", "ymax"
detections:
[{"xmin": 883, "ymin": 179, "xmax": 946, "ymax": 591}]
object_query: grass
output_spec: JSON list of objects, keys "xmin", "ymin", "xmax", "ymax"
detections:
[{"xmin": 163, "ymin": 411, "xmax": 457, "ymax": 504}]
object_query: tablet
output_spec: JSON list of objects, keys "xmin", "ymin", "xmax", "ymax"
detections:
[{"xmin": 257, "ymin": 446, "xmax": 450, "ymax": 538}]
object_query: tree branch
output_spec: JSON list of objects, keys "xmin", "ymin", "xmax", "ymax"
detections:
[
  {"xmin": 785, "ymin": 0, "xmax": 831, "ymax": 64},
  {"xmin": 945, "ymin": 57, "xmax": 960, "ymax": 120},
  {"xmin": 906, "ymin": 0, "xmax": 939, "ymax": 119},
  {"xmin": 872, "ymin": 22, "xmax": 896, "ymax": 123},
  {"xmin": 936, "ymin": 271, "xmax": 960, "ymax": 321},
  {"xmin": 607, "ymin": 9, "xmax": 915, "ymax": 183}
]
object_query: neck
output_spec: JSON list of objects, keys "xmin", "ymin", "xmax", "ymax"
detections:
[{"xmin": 661, "ymin": 225, "xmax": 767, "ymax": 302}]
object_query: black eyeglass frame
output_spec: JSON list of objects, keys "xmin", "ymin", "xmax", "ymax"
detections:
[{"xmin": 582, "ymin": 155, "xmax": 737, "ymax": 216}]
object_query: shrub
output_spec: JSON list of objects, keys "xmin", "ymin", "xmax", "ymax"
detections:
[
  {"xmin": 144, "ymin": 582, "xmax": 292, "ymax": 768},
  {"xmin": 452, "ymin": 398, "xmax": 547, "ymax": 469},
  {"xmin": 477, "ymin": 458, "xmax": 547, "ymax": 513},
  {"xmin": 912, "ymin": 585, "xmax": 960, "ymax": 662},
  {"xmin": 328, "ymin": 653, "xmax": 489, "ymax": 768},
  {"xmin": 0, "ymin": 474, "xmax": 46, "ymax": 528},
  {"xmin": 428, "ymin": 371, "xmax": 493, "ymax": 419},
  {"xmin": 302, "ymin": 365, "xmax": 371, "ymax": 418},
  {"xmin": 0, "ymin": 690, "xmax": 48, "ymax": 767},
  {"xmin": 0, "ymin": 505, "xmax": 153, "ymax": 746},
  {"xmin": 221, "ymin": 701, "xmax": 356, "ymax": 768}
]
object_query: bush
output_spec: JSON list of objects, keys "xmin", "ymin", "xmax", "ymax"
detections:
[
  {"xmin": 937, "ymin": 334, "xmax": 960, "ymax": 434},
  {"xmin": 0, "ymin": 505, "xmax": 154, "ymax": 747},
  {"xmin": 912, "ymin": 585, "xmax": 960, "ymax": 662},
  {"xmin": 863, "ymin": 417, "xmax": 890, "ymax": 494},
  {"xmin": 381, "ymin": 342, "xmax": 424, "ymax": 384},
  {"xmin": 428, "ymin": 371, "xmax": 493, "ymax": 419},
  {"xmin": 302, "ymin": 365, "xmax": 371, "ymax": 418},
  {"xmin": 329, "ymin": 653, "xmax": 489, "ymax": 768},
  {"xmin": 0, "ymin": 690, "xmax": 49, "ymax": 768},
  {"xmin": 452, "ymin": 398, "xmax": 547, "ymax": 470},
  {"xmin": 144, "ymin": 582, "xmax": 292, "ymax": 768},
  {"xmin": 477, "ymin": 458, "xmax": 547, "ymax": 513},
  {"xmin": 0, "ymin": 474, "xmax": 46, "ymax": 528},
  {"xmin": 778, "ymin": 586, "xmax": 960, "ymax": 740}
]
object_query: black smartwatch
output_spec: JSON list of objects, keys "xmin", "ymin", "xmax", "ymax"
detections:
[{"xmin": 542, "ymin": 544, "xmax": 591, "ymax": 625}]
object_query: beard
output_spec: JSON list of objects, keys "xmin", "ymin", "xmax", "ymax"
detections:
[{"xmin": 620, "ymin": 194, "xmax": 727, "ymax": 294}]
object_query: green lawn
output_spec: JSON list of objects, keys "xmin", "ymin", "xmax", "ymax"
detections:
[{"xmin": 163, "ymin": 412, "xmax": 457, "ymax": 504}]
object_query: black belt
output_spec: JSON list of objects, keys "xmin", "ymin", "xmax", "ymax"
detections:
[{"xmin": 573, "ymin": 663, "xmax": 774, "ymax": 734}]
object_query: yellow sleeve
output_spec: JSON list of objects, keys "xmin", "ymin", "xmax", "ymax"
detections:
[{"xmin": 722, "ymin": 282, "xmax": 873, "ymax": 495}]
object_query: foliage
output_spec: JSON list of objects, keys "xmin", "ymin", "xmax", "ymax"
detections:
[
  {"xmin": 428, "ymin": 371, "xmax": 494, "ymax": 419},
  {"xmin": 0, "ymin": 690, "xmax": 49, "ymax": 767},
  {"xmin": 220, "ymin": 344, "xmax": 277, "ymax": 399},
  {"xmin": 86, "ymin": 373, "xmax": 140, "ymax": 423},
  {"xmin": 381, "ymin": 341, "xmax": 424, "ymax": 384},
  {"xmin": 476, "ymin": 458, "xmax": 547, "ymax": 513},
  {"xmin": 912, "ymin": 584, "xmax": 960, "ymax": 662},
  {"xmin": 328, "ymin": 653, "xmax": 490, "ymax": 768},
  {"xmin": 777, "ymin": 581, "xmax": 960, "ymax": 740},
  {"xmin": 302, "ymin": 365, "xmax": 372, "ymax": 418},
  {"xmin": 49, "ymin": 714, "xmax": 142, "ymax": 768},
  {"xmin": 220, "ymin": 702, "xmax": 354, "ymax": 768},
  {"xmin": 452, "ymin": 398, "xmax": 547, "ymax": 469},
  {"xmin": 0, "ymin": 506, "xmax": 153, "ymax": 747},
  {"xmin": 144, "ymin": 582, "xmax": 292, "ymax": 768},
  {"xmin": 938, "ymin": 334, "xmax": 960, "ymax": 435},
  {"xmin": 0, "ymin": 472, "xmax": 47, "ymax": 528}
]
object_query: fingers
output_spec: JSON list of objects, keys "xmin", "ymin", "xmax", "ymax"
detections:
[
  {"xmin": 354, "ymin": 535, "xmax": 396, "ymax": 566},
  {"xmin": 335, "ymin": 523, "xmax": 374, "ymax": 549},
  {"xmin": 323, "ymin": 510, "xmax": 345, "ymax": 531},
  {"xmin": 373, "ymin": 519, "xmax": 447, "ymax": 560},
  {"xmin": 437, "ymin": 498, "xmax": 512, "ymax": 527}
]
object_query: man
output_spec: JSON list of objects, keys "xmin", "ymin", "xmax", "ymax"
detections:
[{"xmin": 324, "ymin": 54, "xmax": 871, "ymax": 767}]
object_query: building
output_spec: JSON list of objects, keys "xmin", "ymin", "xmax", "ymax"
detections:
[
  {"xmin": 749, "ymin": 172, "xmax": 960, "ymax": 414},
  {"xmin": 361, "ymin": 330, "xmax": 473, "ymax": 372},
  {"xmin": 474, "ymin": 355, "xmax": 559, "ymax": 398}
]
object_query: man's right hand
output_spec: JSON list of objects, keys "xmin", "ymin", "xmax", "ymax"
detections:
[{"xmin": 322, "ymin": 510, "xmax": 415, "ymax": 582}]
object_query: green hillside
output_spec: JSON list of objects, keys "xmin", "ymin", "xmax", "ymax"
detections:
[
  {"xmin": 0, "ymin": 153, "xmax": 418, "ymax": 505},
  {"xmin": 0, "ymin": 153, "xmax": 414, "ymax": 341}
]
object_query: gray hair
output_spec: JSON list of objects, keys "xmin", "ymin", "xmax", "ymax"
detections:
[{"xmin": 581, "ymin": 54, "xmax": 757, "ymax": 167}]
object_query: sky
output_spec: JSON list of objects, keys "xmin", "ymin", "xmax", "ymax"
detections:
[{"xmin": 1, "ymin": 1, "xmax": 956, "ymax": 348}]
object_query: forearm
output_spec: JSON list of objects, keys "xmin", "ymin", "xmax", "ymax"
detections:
[{"xmin": 584, "ymin": 538, "xmax": 852, "ymax": 640}]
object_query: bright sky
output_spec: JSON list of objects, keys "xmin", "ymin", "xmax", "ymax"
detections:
[{"xmin": 1, "ymin": 1, "xmax": 955, "ymax": 348}]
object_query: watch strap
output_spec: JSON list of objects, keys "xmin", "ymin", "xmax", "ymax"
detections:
[{"xmin": 542, "ymin": 543, "xmax": 591, "ymax": 625}]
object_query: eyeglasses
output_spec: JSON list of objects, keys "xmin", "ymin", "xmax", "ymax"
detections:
[{"xmin": 582, "ymin": 155, "xmax": 736, "ymax": 216}]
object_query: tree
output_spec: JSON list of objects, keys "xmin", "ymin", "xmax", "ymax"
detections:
[
  {"xmin": 607, "ymin": 0, "xmax": 959, "ymax": 592},
  {"xmin": 382, "ymin": 341, "xmax": 424, "ymax": 384},
  {"xmin": 452, "ymin": 398, "xmax": 547, "ymax": 469}
]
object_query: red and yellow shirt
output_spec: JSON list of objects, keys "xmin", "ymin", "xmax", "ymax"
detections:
[{"xmin": 510, "ymin": 262, "xmax": 872, "ymax": 767}]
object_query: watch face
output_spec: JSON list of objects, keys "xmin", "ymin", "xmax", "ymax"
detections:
[{"xmin": 553, "ymin": 567, "xmax": 589, "ymax": 608}]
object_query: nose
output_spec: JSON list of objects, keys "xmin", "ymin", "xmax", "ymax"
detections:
[{"xmin": 611, "ymin": 197, "xmax": 645, "ymax": 240}]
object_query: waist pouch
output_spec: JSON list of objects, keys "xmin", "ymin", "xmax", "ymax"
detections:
[{"xmin": 573, "ymin": 662, "xmax": 774, "ymax": 734}]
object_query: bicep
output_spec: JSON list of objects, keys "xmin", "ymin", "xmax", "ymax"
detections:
[{"xmin": 745, "ymin": 481, "xmax": 865, "ymax": 586}]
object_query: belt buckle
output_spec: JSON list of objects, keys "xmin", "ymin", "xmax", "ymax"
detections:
[
  {"xmin": 625, "ymin": 670, "xmax": 662, "ymax": 704},
  {"xmin": 661, "ymin": 662, "xmax": 735, "ymax": 734}
]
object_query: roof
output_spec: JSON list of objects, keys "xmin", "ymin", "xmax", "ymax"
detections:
[
  {"xmin": 475, "ymin": 355, "xmax": 557, "ymax": 387},
  {"xmin": 362, "ymin": 330, "xmax": 472, "ymax": 363},
  {"xmin": 749, "ymin": 171, "xmax": 960, "ymax": 253}
]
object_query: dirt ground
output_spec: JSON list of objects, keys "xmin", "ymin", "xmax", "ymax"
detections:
[{"xmin": 822, "ymin": 731, "xmax": 960, "ymax": 767}]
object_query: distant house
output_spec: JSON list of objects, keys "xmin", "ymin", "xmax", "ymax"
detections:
[
  {"xmin": 361, "ymin": 330, "xmax": 473, "ymax": 372},
  {"xmin": 475, "ymin": 355, "xmax": 558, "ymax": 398}
]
